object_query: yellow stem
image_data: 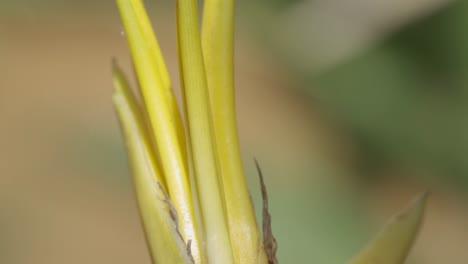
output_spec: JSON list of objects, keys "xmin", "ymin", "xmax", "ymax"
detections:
[
  {"xmin": 202, "ymin": 0, "xmax": 267, "ymax": 262},
  {"xmin": 116, "ymin": 0, "xmax": 202, "ymax": 262},
  {"xmin": 112, "ymin": 64, "xmax": 192, "ymax": 264},
  {"xmin": 176, "ymin": 0, "xmax": 234, "ymax": 263}
]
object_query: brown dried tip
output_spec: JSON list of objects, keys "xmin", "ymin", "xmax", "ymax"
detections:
[
  {"xmin": 255, "ymin": 159, "xmax": 278, "ymax": 264},
  {"xmin": 158, "ymin": 183, "xmax": 195, "ymax": 264}
]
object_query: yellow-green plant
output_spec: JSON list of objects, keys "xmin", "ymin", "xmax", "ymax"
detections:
[
  {"xmin": 112, "ymin": 0, "xmax": 427, "ymax": 263},
  {"xmin": 347, "ymin": 193, "xmax": 427, "ymax": 264}
]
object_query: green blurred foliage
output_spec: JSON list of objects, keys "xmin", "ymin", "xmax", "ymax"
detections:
[
  {"xmin": 246, "ymin": 0, "xmax": 468, "ymax": 186},
  {"xmin": 254, "ymin": 0, "xmax": 304, "ymax": 10},
  {"xmin": 245, "ymin": 163, "xmax": 369, "ymax": 263},
  {"xmin": 239, "ymin": 2, "xmax": 468, "ymax": 261},
  {"xmin": 311, "ymin": 0, "xmax": 468, "ymax": 186}
]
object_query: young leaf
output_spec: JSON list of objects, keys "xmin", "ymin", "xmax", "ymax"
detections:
[
  {"xmin": 112, "ymin": 64, "xmax": 192, "ymax": 264},
  {"xmin": 202, "ymin": 0, "xmax": 268, "ymax": 262},
  {"xmin": 176, "ymin": 0, "xmax": 235, "ymax": 262},
  {"xmin": 116, "ymin": 1, "xmax": 203, "ymax": 261},
  {"xmin": 347, "ymin": 193, "xmax": 428, "ymax": 264}
]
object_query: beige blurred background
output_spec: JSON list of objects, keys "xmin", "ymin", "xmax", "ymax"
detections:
[{"xmin": 2, "ymin": 0, "xmax": 468, "ymax": 263}]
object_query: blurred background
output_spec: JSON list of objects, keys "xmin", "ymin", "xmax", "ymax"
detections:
[{"xmin": 1, "ymin": 0, "xmax": 468, "ymax": 263}]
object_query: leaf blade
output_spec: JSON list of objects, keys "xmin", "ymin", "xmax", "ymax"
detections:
[
  {"xmin": 201, "ymin": 1, "xmax": 268, "ymax": 263},
  {"xmin": 112, "ymin": 66, "xmax": 192, "ymax": 264},
  {"xmin": 347, "ymin": 193, "xmax": 428, "ymax": 264},
  {"xmin": 176, "ymin": 0, "xmax": 235, "ymax": 262},
  {"xmin": 115, "ymin": 1, "xmax": 202, "ymax": 261}
]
